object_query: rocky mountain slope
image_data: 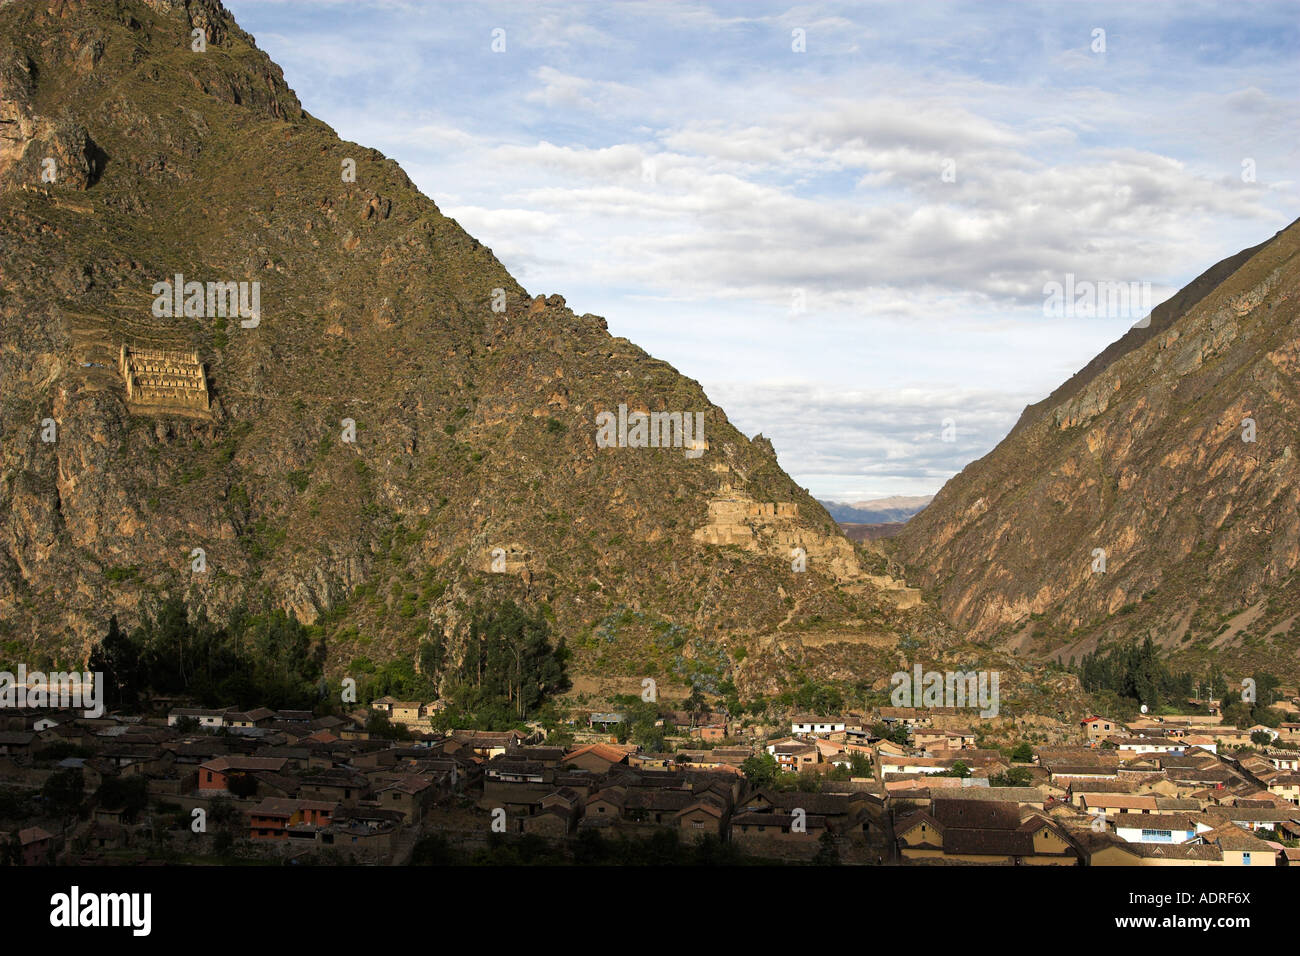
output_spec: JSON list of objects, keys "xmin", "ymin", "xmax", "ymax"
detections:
[
  {"xmin": 0, "ymin": 0, "xmax": 946, "ymax": 701},
  {"xmin": 895, "ymin": 216, "xmax": 1300, "ymax": 682}
]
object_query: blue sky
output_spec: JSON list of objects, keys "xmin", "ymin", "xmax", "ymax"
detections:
[{"xmin": 228, "ymin": 0, "xmax": 1299, "ymax": 501}]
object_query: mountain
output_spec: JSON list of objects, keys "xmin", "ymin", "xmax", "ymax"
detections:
[
  {"xmin": 894, "ymin": 216, "xmax": 1300, "ymax": 682},
  {"xmin": 820, "ymin": 495, "xmax": 933, "ymax": 525},
  {"xmin": 0, "ymin": 0, "xmax": 935, "ymax": 701}
]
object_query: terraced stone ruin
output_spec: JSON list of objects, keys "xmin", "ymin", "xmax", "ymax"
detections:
[{"xmin": 118, "ymin": 345, "xmax": 210, "ymax": 414}]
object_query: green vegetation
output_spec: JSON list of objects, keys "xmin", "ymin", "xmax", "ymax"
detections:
[
  {"xmin": 989, "ymin": 767, "xmax": 1033, "ymax": 787},
  {"xmin": 1066, "ymin": 635, "xmax": 1272, "ymax": 714},
  {"xmin": 89, "ymin": 599, "xmax": 325, "ymax": 712},
  {"xmin": 421, "ymin": 599, "xmax": 571, "ymax": 728}
]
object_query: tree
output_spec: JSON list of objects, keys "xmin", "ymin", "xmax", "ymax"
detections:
[
  {"xmin": 226, "ymin": 773, "xmax": 259, "ymax": 798},
  {"xmin": 88, "ymin": 615, "xmax": 140, "ymax": 711},
  {"xmin": 94, "ymin": 776, "xmax": 149, "ymax": 823},
  {"xmin": 813, "ymin": 829, "xmax": 841, "ymax": 865},
  {"xmin": 872, "ymin": 721, "xmax": 909, "ymax": 746},
  {"xmin": 364, "ymin": 712, "xmax": 412, "ymax": 741},
  {"xmin": 448, "ymin": 600, "xmax": 571, "ymax": 724},
  {"xmin": 42, "ymin": 768, "xmax": 84, "ymax": 817},
  {"xmin": 0, "ymin": 832, "xmax": 20, "ymax": 866},
  {"xmin": 1010, "ymin": 742, "xmax": 1034, "ymax": 762},
  {"xmin": 741, "ymin": 753, "xmax": 779, "ymax": 789},
  {"xmin": 990, "ymin": 767, "xmax": 1033, "ymax": 787},
  {"xmin": 795, "ymin": 768, "xmax": 823, "ymax": 792},
  {"xmin": 684, "ymin": 687, "xmax": 708, "ymax": 728}
]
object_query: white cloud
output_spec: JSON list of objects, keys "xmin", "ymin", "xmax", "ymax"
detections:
[{"xmin": 229, "ymin": 0, "xmax": 1300, "ymax": 497}]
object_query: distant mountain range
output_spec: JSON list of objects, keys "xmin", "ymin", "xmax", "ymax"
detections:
[{"xmin": 818, "ymin": 495, "xmax": 934, "ymax": 525}]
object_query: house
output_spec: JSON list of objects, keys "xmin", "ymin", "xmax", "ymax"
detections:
[
  {"xmin": 374, "ymin": 776, "xmax": 434, "ymax": 823},
  {"xmin": 521, "ymin": 804, "xmax": 577, "ymax": 838},
  {"xmin": 521, "ymin": 788, "xmax": 582, "ymax": 836},
  {"xmin": 447, "ymin": 730, "xmax": 531, "ymax": 759},
  {"xmin": 1265, "ymin": 774, "xmax": 1300, "ymax": 805},
  {"xmin": 1110, "ymin": 812, "xmax": 1207, "ymax": 844},
  {"xmin": 739, "ymin": 789, "xmax": 868, "ymax": 835},
  {"xmin": 1200, "ymin": 823, "xmax": 1277, "ymax": 866},
  {"xmin": 1046, "ymin": 764, "xmax": 1120, "ymax": 784},
  {"xmin": 7, "ymin": 827, "xmax": 53, "ymax": 866},
  {"xmin": 1081, "ymin": 716, "xmax": 1122, "ymax": 742},
  {"xmin": 697, "ymin": 724, "xmax": 728, "ymax": 743},
  {"xmin": 814, "ymin": 739, "xmax": 845, "ymax": 760},
  {"xmin": 586, "ymin": 786, "xmax": 627, "ymax": 822},
  {"xmin": 1111, "ymin": 736, "xmax": 1186, "ymax": 756},
  {"xmin": 85, "ymin": 822, "xmax": 130, "ymax": 852},
  {"xmin": 563, "ymin": 743, "xmax": 632, "ymax": 774},
  {"xmin": 197, "ymin": 755, "xmax": 288, "ymax": 792},
  {"xmin": 1203, "ymin": 806, "xmax": 1300, "ymax": 833},
  {"xmin": 1079, "ymin": 794, "xmax": 1158, "ymax": 816},
  {"xmin": 1265, "ymin": 751, "xmax": 1300, "ymax": 772},
  {"xmin": 225, "ymin": 708, "xmax": 277, "ymax": 729},
  {"xmin": 0, "ymin": 731, "xmax": 35, "ymax": 756},
  {"xmin": 249, "ymin": 798, "xmax": 337, "ymax": 840},
  {"xmin": 708, "ymin": 746, "xmax": 754, "ymax": 768},
  {"xmin": 730, "ymin": 810, "xmax": 830, "ymax": 858},
  {"xmin": 895, "ymin": 798, "xmax": 1080, "ymax": 865},
  {"xmin": 678, "ymin": 793, "xmax": 728, "ymax": 840},
  {"xmin": 1066, "ymin": 779, "xmax": 1137, "ymax": 804},
  {"xmin": 913, "ymin": 729, "xmax": 977, "ymax": 751},
  {"xmin": 792, "ymin": 716, "xmax": 846, "ymax": 736},
  {"xmin": 515, "ymin": 746, "xmax": 567, "ymax": 768},
  {"xmin": 877, "ymin": 707, "xmax": 931, "ymax": 729},
  {"xmin": 1077, "ymin": 830, "xmax": 1223, "ymax": 866},
  {"xmin": 320, "ymin": 808, "xmax": 400, "ymax": 859},
  {"xmin": 167, "ymin": 707, "xmax": 232, "ymax": 729},
  {"xmin": 768, "ymin": 742, "xmax": 819, "ymax": 772},
  {"xmin": 296, "ymin": 769, "xmax": 368, "ymax": 807}
]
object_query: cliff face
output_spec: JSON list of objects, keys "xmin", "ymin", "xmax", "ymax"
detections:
[
  {"xmin": 0, "ymin": 0, "xmax": 928, "ymax": 693},
  {"xmin": 895, "ymin": 216, "xmax": 1300, "ymax": 680}
]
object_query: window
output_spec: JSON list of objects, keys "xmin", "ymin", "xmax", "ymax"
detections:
[
  {"xmin": 1242, "ymin": 852, "xmax": 1251, "ymax": 866},
  {"xmin": 1141, "ymin": 829, "xmax": 1173, "ymax": 843}
]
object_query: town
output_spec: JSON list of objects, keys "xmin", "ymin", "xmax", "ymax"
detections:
[{"xmin": 2, "ymin": 689, "xmax": 1298, "ymax": 867}]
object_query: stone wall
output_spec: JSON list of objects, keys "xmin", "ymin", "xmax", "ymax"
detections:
[{"xmin": 119, "ymin": 344, "xmax": 209, "ymax": 412}]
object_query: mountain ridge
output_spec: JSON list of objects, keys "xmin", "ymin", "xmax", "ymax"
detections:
[
  {"xmin": 0, "ymin": 0, "xmax": 952, "ymax": 704},
  {"xmin": 895, "ymin": 215, "xmax": 1300, "ymax": 682}
]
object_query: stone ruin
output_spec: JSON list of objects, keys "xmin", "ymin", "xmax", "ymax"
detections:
[
  {"xmin": 119, "ymin": 344, "xmax": 210, "ymax": 413},
  {"xmin": 692, "ymin": 497, "xmax": 799, "ymax": 547}
]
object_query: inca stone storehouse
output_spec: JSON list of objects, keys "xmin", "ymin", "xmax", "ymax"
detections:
[{"xmin": 118, "ymin": 345, "xmax": 210, "ymax": 413}]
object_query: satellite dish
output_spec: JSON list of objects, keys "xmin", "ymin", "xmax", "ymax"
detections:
[{"xmin": 1140, "ymin": 704, "xmax": 1148, "ymax": 714}]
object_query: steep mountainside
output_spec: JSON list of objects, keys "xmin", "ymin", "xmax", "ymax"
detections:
[
  {"xmin": 0, "ymin": 0, "xmax": 945, "ymax": 700},
  {"xmin": 895, "ymin": 217, "xmax": 1300, "ymax": 681}
]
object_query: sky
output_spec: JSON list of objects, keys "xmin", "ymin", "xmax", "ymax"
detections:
[{"xmin": 227, "ymin": 0, "xmax": 1300, "ymax": 502}]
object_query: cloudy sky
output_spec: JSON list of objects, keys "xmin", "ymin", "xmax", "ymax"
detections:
[{"xmin": 228, "ymin": 0, "xmax": 1299, "ymax": 502}]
